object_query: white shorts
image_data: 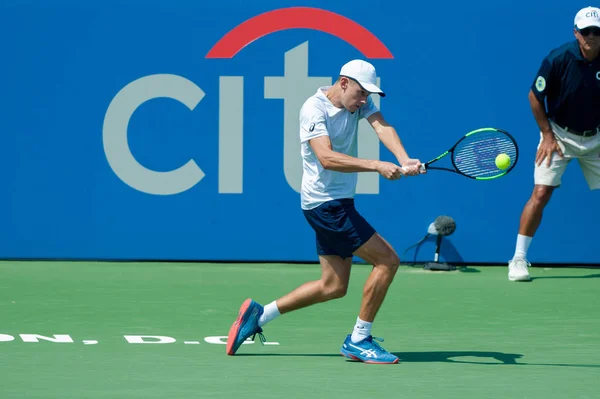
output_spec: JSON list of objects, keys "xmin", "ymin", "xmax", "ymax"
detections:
[{"xmin": 534, "ymin": 121, "xmax": 600, "ymax": 190}]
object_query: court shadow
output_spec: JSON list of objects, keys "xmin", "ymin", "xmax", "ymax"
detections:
[
  {"xmin": 235, "ymin": 351, "xmax": 600, "ymax": 368},
  {"xmin": 392, "ymin": 350, "xmax": 522, "ymax": 365},
  {"xmin": 456, "ymin": 266, "xmax": 481, "ymax": 273},
  {"xmin": 531, "ymin": 273, "xmax": 600, "ymax": 280},
  {"xmin": 392, "ymin": 351, "xmax": 600, "ymax": 368},
  {"xmin": 403, "ymin": 234, "xmax": 465, "ymax": 264},
  {"xmin": 234, "ymin": 353, "xmax": 341, "ymax": 357},
  {"xmin": 404, "ymin": 265, "xmax": 481, "ymax": 273},
  {"xmin": 235, "ymin": 351, "xmax": 519, "ymax": 363}
]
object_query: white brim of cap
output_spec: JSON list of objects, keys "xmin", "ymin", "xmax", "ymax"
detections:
[
  {"xmin": 576, "ymin": 20, "xmax": 600, "ymax": 29},
  {"xmin": 357, "ymin": 80, "xmax": 386, "ymax": 97}
]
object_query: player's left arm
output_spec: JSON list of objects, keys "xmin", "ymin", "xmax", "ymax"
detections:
[{"xmin": 367, "ymin": 111, "xmax": 422, "ymax": 173}]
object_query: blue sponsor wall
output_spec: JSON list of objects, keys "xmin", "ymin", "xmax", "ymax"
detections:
[{"xmin": 0, "ymin": 0, "xmax": 596, "ymax": 263}]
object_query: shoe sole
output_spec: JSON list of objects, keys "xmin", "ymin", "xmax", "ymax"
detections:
[
  {"xmin": 340, "ymin": 350, "xmax": 399, "ymax": 364},
  {"xmin": 226, "ymin": 298, "xmax": 252, "ymax": 356},
  {"xmin": 508, "ymin": 276, "xmax": 531, "ymax": 282},
  {"xmin": 340, "ymin": 350, "xmax": 360, "ymax": 361}
]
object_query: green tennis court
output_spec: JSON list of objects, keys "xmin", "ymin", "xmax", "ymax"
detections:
[{"xmin": 1, "ymin": 261, "xmax": 599, "ymax": 398}]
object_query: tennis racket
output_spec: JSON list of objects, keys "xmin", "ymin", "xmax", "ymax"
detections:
[{"xmin": 404, "ymin": 127, "xmax": 519, "ymax": 180}]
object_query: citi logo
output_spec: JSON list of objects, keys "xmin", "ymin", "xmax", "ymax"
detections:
[
  {"xmin": 586, "ymin": 11, "xmax": 599, "ymax": 18},
  {"xmin": 102, "ymin": 7, "xmax": 393, "ymax": 196}
]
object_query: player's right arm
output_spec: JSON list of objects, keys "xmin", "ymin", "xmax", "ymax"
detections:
[
  {"xmin": 308, "ymin": 136, "xmax": 402, "ymax": 179},
  {"xmin": 299, "ymin": 99, "xmax": 403, "ymax": 180}
]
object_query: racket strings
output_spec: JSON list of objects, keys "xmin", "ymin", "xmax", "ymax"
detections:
[{"xmin": 452, "ymin": 132, "xmax": 517, "ymax": 178}]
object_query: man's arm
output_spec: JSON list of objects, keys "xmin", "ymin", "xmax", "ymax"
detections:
[
  {"xmin": 367, "ymin": 111, "xmax": 419, "ymax": 170},
  {"xmin": 309, "ymin": 136, "xmax": 378, "ymax": 172},
  {"xmin": 528, "ymin": 89, "xmax": 553, "ymax": 139},
  {"xmin": 301, "ymin": 101, "xmax": 379, "ymax": 173},
  {"xmin": 528, "ymin": 89, "xmax": 563, "ymax": 166},
  {"xmin": 309, "ymin": 136, "xmax": 402, "ymax": 179}
]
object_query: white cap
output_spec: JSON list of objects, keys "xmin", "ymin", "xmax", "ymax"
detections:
[
  {"xmin": 574, "ymin": 6, "xmax": 600, "ymax": 29},
  {"xmin": 339, "ymin": 59, "xmax": 385, "ymax": 97}
]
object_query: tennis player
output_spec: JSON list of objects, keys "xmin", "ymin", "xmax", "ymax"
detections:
[{"xmin": 226, "ymin": 59, "xmax": 422, "ymax": 364}]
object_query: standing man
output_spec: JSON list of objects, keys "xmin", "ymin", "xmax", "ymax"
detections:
[
  {"xmin": 508, "ymin": 6, "xmax": 600, "ymax": 281},
  {"xmin": 226, "ymin": 59, "xmax": 422, "ymax": 364}
]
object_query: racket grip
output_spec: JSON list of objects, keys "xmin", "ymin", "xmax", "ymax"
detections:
[{"xmin": 401, "ymin": 164, "xmax": 426, "ymax": 174}]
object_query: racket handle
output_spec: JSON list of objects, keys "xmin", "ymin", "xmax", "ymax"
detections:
[{"xmin": 401, "ymin": 164, "xmax": 426, "ymax": 174}]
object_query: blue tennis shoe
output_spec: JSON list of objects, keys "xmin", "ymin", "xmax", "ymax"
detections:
[
  {"xmin": 226, "ymin": 298, "xmax": 266, "ymax": 355},
  {"xmin": 340, "ymin": 334, "xmax": 399, "ymax": 364}
]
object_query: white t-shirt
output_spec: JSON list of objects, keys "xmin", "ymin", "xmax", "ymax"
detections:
[{"xmin": 299, "ymin": 86, "xmax": 379, "ymax": 210}]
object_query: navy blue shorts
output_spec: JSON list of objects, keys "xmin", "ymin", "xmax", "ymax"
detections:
[{"xmin": 302, "ymin": 198, "xmax": 376, "ymax": 258}]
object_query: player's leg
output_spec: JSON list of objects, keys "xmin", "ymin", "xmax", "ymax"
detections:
[
  {"xmin": 226, "ymin": 255, "xmax": 352, "ymax": 356},
  {"xmin": 270, "ymin": 199, "xmax": 360, "ymax": 314},
  {"xmin": 508, "ymin": 131, "xmax": 569, "ymax": 281},
  {"xmin": 275, "ymin": 255, "xmax": 352, "ymax": 313},
  {"xmin": 338, "ymin": 208, "xmax": 400, "ymax": 364},
  {"xmin": 352, "ymin": 233, "xmax": 399, "ymax": 326},
  {"xmin": 226, "ymin": 199, "xmax": 356, "ymax": 356}
]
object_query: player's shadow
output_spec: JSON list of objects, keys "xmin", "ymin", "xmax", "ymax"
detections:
[
  {"xmin": 391, "ymin": 351, "xmax": 600, "ymax": 368},
  {"xmin": 392, "ymin": 350, "xmax": 522, "ymax": 365},
  {"xmin": 237, "ymin": 350, "xmax": 600, "ymax": 368},
  {"xmin": 456, "ymin": 266, "xmax": 481, "ymax": 273},
  {"xmin": 404, "ymin": 265, "xmax": 481, "ymax": 273},
  {"xmin": 237, "ymin": 350, "xmax": 519, "ymax": 364},
  {"xmin": 234, "ymin": 353, "xmax": 341, "ymax": 358},
  {"xmin": 531, "ymin": 273, "xmax": 600, "ymax": 280}
]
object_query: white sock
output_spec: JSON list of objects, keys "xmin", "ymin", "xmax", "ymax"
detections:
[
  {"xmin": 350, "ymin": 317, "xmax": 372, "ymax": 343},
  {"xmin": 513, "ymin": 234, "xmax": 532, "ymax": 260},
  {"xmin": 258, "ymin": 301, "xmax": 280, "ymax": 327}
]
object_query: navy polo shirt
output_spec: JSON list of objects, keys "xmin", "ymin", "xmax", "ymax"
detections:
[{"xmin": 531, "ymin": 40, "xmax": 600, "ymax": 133}]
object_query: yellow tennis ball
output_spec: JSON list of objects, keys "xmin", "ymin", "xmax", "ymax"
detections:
[{"xmin": 495, "ymin": 153, "xmax": 511, "ymax": 170}]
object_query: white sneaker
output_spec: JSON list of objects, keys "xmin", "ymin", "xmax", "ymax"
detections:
[{"xmin": 508, "ymin": 258, "xmax": 531, "ymax": 281}]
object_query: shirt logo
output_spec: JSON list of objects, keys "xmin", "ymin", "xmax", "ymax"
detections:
[
  {"xmin": 535, "ymin": 76, "xmax": 546, "ymax": 92},
  {"xmin": 596, "ymin": 71, "xmax": 600, "ymax": 81},
  {"xmin": 309, "ymin": 123, "xmax": 315, "ymax": 132}
]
